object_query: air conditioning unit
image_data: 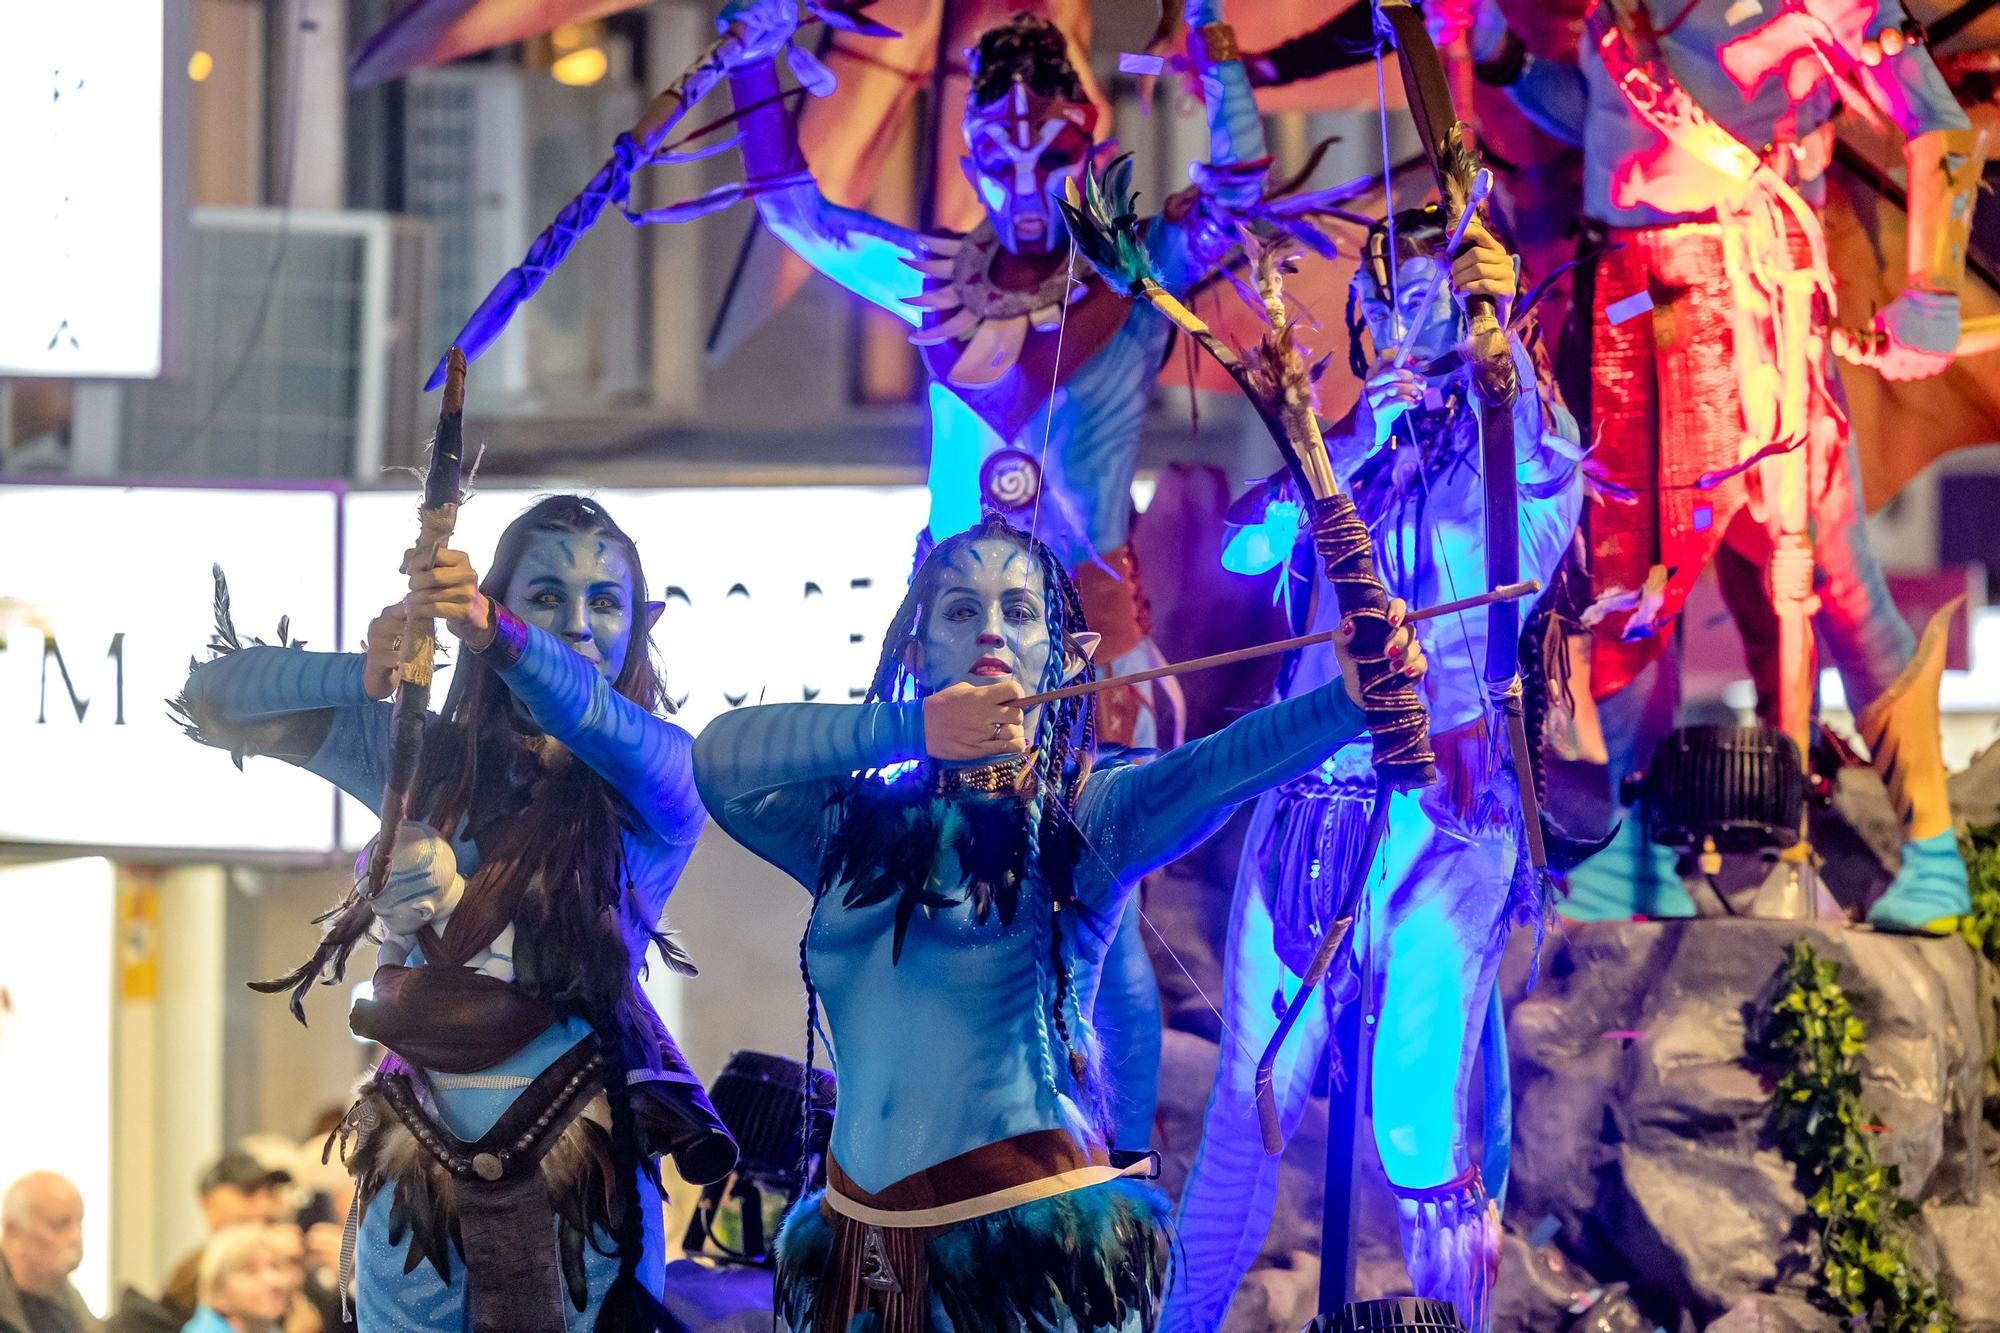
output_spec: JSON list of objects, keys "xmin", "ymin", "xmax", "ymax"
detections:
[
  {"xmin": 118, "ymin": 207, "xmax": 435, "ymax": 480},
  {"xmin": 405, "ymin": 66, "xmax": 644, "ymax": 408}
]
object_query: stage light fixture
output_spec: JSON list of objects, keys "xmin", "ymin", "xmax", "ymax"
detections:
[
  {"xmin": 552, "ymin": 46, "xmax": 609, "ymax": 86},
  {"xmin": 681, "ymin": 1050, "xmax": 836, "ymax": 1266},
  {"xmin": 1307, "ymin": 1298, "xmax": 1467, "ymax": 1331}
]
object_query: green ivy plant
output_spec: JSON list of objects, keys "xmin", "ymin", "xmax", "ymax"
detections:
[
  {"xmin": 1960, "ymin": 822, "xmax": 2000, "ymax": 1079},
  {"xmin": 1957, "ymin": 821, "xmax": 2000, "ymax": 969},
  {"xmin": 1754, "ymin": 939, "xmax": 1954, "ymax": 1332}
]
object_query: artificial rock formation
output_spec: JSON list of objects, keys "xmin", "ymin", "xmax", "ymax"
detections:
[{"xmin": 1508, "ymin": 918, "xmax": 1998, "ymax": 1329}]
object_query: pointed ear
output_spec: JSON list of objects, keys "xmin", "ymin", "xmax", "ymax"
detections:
[
  {"xmin": 901, "ymin": 634, "xmax": 925, "ymax": 676},
  {"xmin": 1065, "ymin": 632, "xmax": 1101, "ymax": 681},
  {"xmin": 645, "ymin": 601, "xmax": 666, "ymax": 631}
]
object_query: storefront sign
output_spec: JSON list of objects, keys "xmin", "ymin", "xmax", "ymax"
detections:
[
  {"xmin": 1, "ymin": 482, "xmax": 929, "ymax": 855},
  {"xmin": 0, "ymin": 1, "xmax": 169, "ymax": 377},
  {"xmin": 0, "ymin": 485, "xmax": 340, "ymax": 852}
]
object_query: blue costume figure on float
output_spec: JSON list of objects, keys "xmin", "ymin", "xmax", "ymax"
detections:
[
  {"xmin": 703, "ymin": 0, "xmax": 1275, "ymax": 1150},
  {"xmin": 1461, "ymin": 0, "xmax": 1985, "ymax": 926},
  {"xmin": 1163, "ymin": 213, "xmax": 1582, "ymax": 1333},
  {"xmin": 691, "ymin": 514, "xmax": 1424, "ymax": 1333},
  {"xmin": 175, "ymin": 496, "xmax": 734, "ymax": 1332}
]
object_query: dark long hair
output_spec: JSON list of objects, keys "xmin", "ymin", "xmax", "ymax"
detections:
[
  {"xmin": 968, "ymin": 13, "xmax": 1086, "ymax": 105},
  {"xmin": 262, "ymin": 495, "xmax": 672, "ymax": 1023},
  {"xmin": 799, "ymin": 516, "xmax": 1115, "ymax": 1162},
  {"xmin": 406, "ymin": 494, "xmax": 672, "ymax": 1019},
  {"xmin": 259, "ymin": 496, "xmax": 679, "ymax": 1329}
]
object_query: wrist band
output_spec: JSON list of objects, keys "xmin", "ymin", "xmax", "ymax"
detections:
[
  {"xmin": 474, "ymin": 603, "xmax": 529, "ymax": 668},
  {"xmin": 1193, "ymin": 22, "xmax": 1241, "ymax": 65},
  {"xmin": 1475, "ymin": 29, "xmax": 1528, "ymax": 86}
]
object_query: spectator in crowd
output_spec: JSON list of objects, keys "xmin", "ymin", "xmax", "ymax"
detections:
[
  {"xmin": 264, "ymin": 1224, "xmax": 326, "ymax": 1328},
  {"xmin": 178, "ymin": 1229, "xmax": 288, "ymax": 1333},
  {"xmin": 264, "ymin": 1117, "xmax": 348, "ymax": 1333},
  {"xmin": 158, "ymin": 1157, "xmax": 288, "ymax": 1323},
  {"xmin": 0, "ymin": 1172, "xmax": 99, "ymax": 1333}
]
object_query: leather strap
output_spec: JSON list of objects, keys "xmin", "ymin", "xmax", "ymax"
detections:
[{"xmin": 823, "ymin": 1129, "xmax": 1153, "ymax": 1229}]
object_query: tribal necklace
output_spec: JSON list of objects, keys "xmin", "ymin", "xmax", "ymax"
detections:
[
  {"xmin": 818, "ymin": 753, "xmax": 1079, "ymax": 961},
  {"xmin": 905, "ymin": 222, "xmax": 1086, "ymax": 387}
]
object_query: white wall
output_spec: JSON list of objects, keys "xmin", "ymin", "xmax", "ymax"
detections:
[
  {"xmin": 0, "ymin": 858, "xmax": 116, "ymax": 1313},
  {"xmin": 110, "ymin": 864, "xmax": 228, "ymax": 1303}
]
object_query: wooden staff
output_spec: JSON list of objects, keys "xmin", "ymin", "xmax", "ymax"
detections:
[
  {"xmin": 365, "ymin": 348, "xmax": 467, "ymax": 899},
  {"xmin": 1058, "ymin": 162, "xmax": 1437, "ymax": 1157},
  {"xmin": 1018, "ymin": 580, "xmax": 1541, "ymax": 710}
]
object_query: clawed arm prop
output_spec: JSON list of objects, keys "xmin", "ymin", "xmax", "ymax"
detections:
[{"xmin": 425, "ymin": 2, "xmax": 897, "ymax": 390}]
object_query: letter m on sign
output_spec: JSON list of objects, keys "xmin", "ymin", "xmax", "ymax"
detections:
[{"xmin": 40, "ymin": 633, "xmax": 126, "ymax": 724}]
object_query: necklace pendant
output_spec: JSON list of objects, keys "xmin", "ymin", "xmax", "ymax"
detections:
[{"xmin": 858, "ymin": 1225, "xmax": 902, "ymax": 1293}]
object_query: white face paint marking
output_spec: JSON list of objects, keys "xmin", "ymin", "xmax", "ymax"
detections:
[
  {"xmin": 1360, "ymin": 254, "xmax": 1458, "ymax": 367},
  {"xmin": 978, "ymin": 119, "xmax": 1068, "ymax": 200}
]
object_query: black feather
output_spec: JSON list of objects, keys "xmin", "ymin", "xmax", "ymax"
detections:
[
  {"xmin": 949, "ymin": 795, "xmax": 1029, "ymax": 926},
  {"xmin": 559, "ymin": 1221, "xmax": 589, "ymax": 1311},
  {"xmin": 174, "ymin": 566, "xmax": 310, "ymax": 769},
  {"xmin": 211, "ymin": 564, "xmax": 239, "ymax": 652},
  {"xmin": 888, "ymin": 888, "xmax": 960, "ymax": 963},
  {"xmin": 778, "ymin": 1178, "xmax": 1171, "ymax": 1333}
]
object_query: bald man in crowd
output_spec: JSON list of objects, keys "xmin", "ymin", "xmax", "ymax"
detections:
[{"xmin": 0, "ymin": 1173, "xmax": 99, "ymax": 1333}]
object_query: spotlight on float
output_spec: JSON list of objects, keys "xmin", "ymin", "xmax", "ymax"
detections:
[
  {"xmin": 548, "ymin": 20, "xmax": 608, "ymax": 86},
  {"xmin": 1631, "ymin": 724, "xmax": 1832, "ymax": 917},
  {"xmin": 681, "ymin": 1051, "xmax": 835, "ymax": 1266},
  {"xmin": 1305, "ymin": 1297, "xmax": 1466, "ymax": 1331}
]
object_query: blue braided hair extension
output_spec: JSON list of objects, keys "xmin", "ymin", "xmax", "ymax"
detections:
[
  {"xmin": 812, "ymin": 515, "xmax": 1107, "ymax": 1142},
  {"xmin": 1024, "ymin": 566, "xmax": 1070, "ymax": 1113}
]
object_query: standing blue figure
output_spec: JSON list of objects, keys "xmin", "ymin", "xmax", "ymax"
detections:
[
  {"xmin": 175, "ymin": 496, "xmax": 734, "ymax": 1332},
  {"xmin": 692, "ymin": 515, "xmax": 1424, "ymax": 1333},
  {"xmin": 699, "ymin": 0, "xmax": 1281, "ymax": 1149},
  {"xmin": 1163, "ymin": 212, "xmax": 1582, "ymax": 1333}
]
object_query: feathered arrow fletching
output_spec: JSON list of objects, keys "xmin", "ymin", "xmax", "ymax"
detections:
[{"xmin": 1055, "ymin": 154, "xmax": 1153, "ymax": 299}]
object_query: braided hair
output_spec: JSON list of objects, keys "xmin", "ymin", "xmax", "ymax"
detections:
[
  {"xmin": 968, "ymin": 13, "xmax": 1086, "ymax": 106},
  {"xmin": 799, "ymin": 515, "xmax": 1113, "ymax": 1174},
  {"xmin": 256, "ymin": 496, "xmax": 682, "ymax": 1327}
]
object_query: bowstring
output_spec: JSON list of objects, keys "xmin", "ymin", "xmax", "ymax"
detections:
[
  {"xmin": 1362, "ymin": 0, "xmax": 1488, "ymax": 728},
  {"xmin": 1408, "ymin": 412, "xmax": 1490, "ymax": 734},
  {"xmin": 1045, "ymin": 793, "xmax": 1263, "ymax": 1068},
  {"xmin": 1021, "ymin": 208, "xmax": 1257, "ymax": 1058},
  {"xmin": 1027, "ymin": 234, "xmax": 1080, "ymax": 551}
]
